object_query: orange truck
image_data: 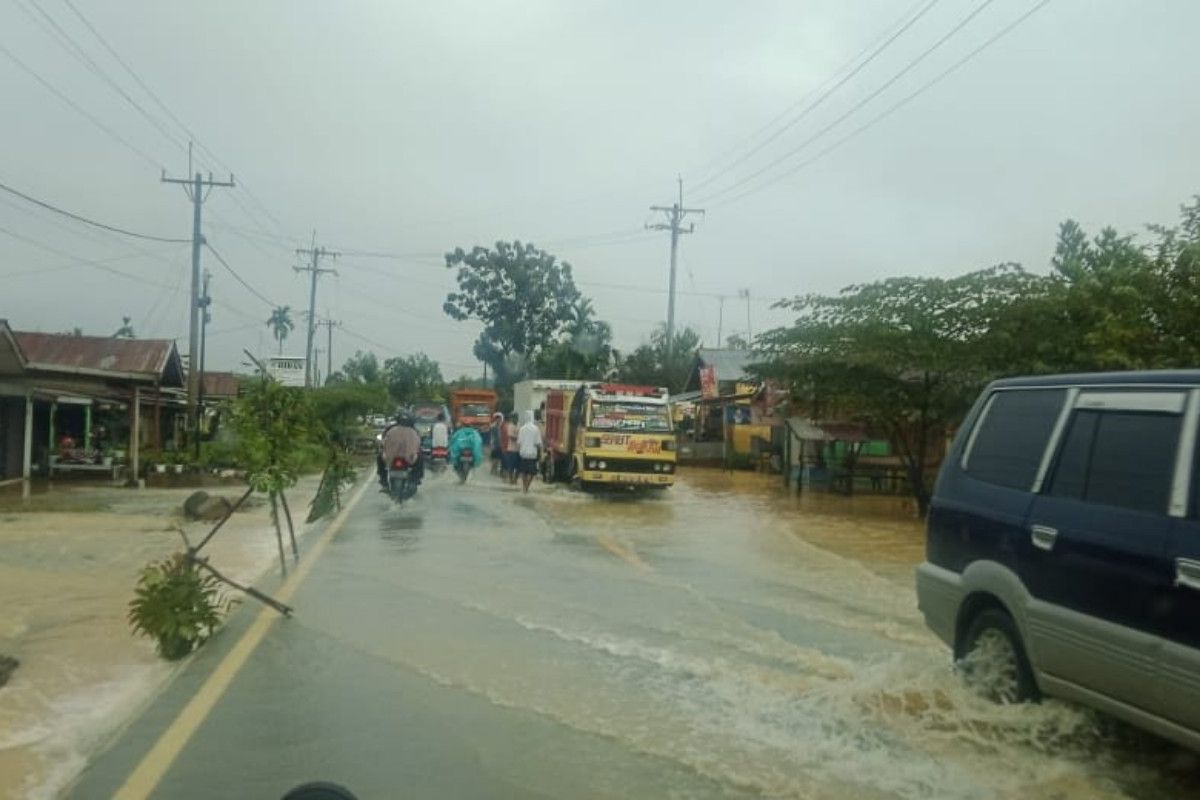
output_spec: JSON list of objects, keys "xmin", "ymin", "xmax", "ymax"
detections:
[
  {"xmin": 449, "ymin": 389, "xmax": 497, "ymax": 435},
  {"xmin": 542, "ymin": 383, "xmax": 676, "ymax": 489}
]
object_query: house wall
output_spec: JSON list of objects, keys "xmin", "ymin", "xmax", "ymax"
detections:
[{"xmin": 0, "ymin": 397, "xmax": 27, "ymax": 479}]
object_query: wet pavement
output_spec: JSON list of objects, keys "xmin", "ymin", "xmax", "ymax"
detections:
[{"xmin": 67, "ymin": 470, "xmax": 1199, "ymax": 800}]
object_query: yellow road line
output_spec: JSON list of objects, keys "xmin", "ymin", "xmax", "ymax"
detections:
[
  {"xmin": 114, "ymin": 478, "xmax": 374, "ymax": 800},
  {"xmin": 596, "ymin": 534, "xmax": 647, "ymax": 570}
]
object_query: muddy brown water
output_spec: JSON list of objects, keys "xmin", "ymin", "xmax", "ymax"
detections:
[{"xmin": 0, "ymin": 477, "xmax": 320, "ymax": 800}]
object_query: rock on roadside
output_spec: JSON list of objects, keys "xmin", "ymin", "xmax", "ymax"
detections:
[
  {"xmin": 0, "ymin": 653, "xmax": 17, "ymax": 687},
  {"xmin": 182, "ymin": 491, "xmax": 233, "ymax": 522}
]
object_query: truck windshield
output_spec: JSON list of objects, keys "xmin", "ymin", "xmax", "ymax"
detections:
[
  {"xmin": 460, "ymin": 403, "xmax": 491, "ymax": 417},
  {"xmin": 589, "ymin": 401, "xmax": 671, "ymax": 433}
]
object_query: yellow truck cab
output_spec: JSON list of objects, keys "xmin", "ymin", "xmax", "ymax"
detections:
[{"xmin": 544, "ymin": 383, "xmax": 676, "ymax": 489}]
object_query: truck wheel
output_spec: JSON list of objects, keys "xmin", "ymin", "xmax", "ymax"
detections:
[{"xmin": 958, "ymin": 608, "xmax": 1038, "ymax": 704}]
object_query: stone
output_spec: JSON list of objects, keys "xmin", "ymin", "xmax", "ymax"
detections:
[
  {"xmin": 182, "ymin": 491, "xmax": 210, "ymax": 518},
  {"xmin": 183, "ymin": 491, "xmax": 232, "ymax": 522}
]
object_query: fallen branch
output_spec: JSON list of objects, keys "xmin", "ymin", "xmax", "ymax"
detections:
[
  {"xmin": 278, "ymin": 491, "xmax": 299, "ymax": 560},
  {"xmin": 174, "ymin": 526, "xmax": 292, "ymax": 616},
  {"xmin": 193, "ymin": 485, "xmax": 255, "ymax": 553}
]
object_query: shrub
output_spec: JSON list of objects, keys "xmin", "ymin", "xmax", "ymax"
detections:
[{"xmin": 128, "ymin": 555, "xmax": 235, "ymax": 660}]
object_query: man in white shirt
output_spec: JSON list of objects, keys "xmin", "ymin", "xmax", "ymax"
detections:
[
  {"xmin": 431, "ymin": 412, "xmax": 450, "ymax": 450},
  {"xmin": 516, "ymin": 410, "xmax": 543, "ymax": 493}
]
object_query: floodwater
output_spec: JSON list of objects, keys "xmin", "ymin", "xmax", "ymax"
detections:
[
  {"xmin": 0, "ymin": 477, "xmax": 321, "ymax": 800},
  {"xmin": 112, "ymin": 467, "xmax": 1194, "ymax": 800}
]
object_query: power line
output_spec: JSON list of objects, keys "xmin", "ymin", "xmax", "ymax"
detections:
[
  {"xmin": 712, "ymin": 0, "xmax": 1053, "ymax": 209},
  {"xmin": 17, "ymin": 0, "xmax": 187, "ymax": 155},
  {"xmin": 0, "ymin": 39, "xmax": 161, "ymax": 169},
  {"xmin": 203, "ymin": 241, "xmax": 277, "ymax": 308},
  {"xmin": 58, "ymin": 0, "xmax": 300, "ymax": 244},
  {"xmin": 0, "ymin": 177, "xmax": 189, "ymax": 242},
  {"xmin": 694, "ymin": 0, "xmax": 1000, "ymax": 205},
  {"xmin": 0, "ymin": 222, "xmax": 176, "ymax": 288},
  {"xmin": 688, "ymin": 0, "xmax": 940, "ymax": 193}
]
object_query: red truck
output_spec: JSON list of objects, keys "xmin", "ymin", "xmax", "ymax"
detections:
[{"xmin": 449, "ymin": 388, "xmax": 497, "ymax": 436}]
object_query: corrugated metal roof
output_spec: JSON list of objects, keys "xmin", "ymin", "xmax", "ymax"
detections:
[
  {"xmin": 696, "ymin": 349, "xmax": 755, "ymax": 383},
  {"xmin": 202, "ymin": 371, "xmax": 241, "ymax": 398},
  {"xmin": 13, "ymin": 331, "xmax": 183, "ymax": 385},
  {"xmin": 0, "ymin": 320, "xmax": 26, "ymax": 375}
]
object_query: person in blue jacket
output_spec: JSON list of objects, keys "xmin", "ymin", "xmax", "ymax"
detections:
[{"xmin": 448, "ymin": 424, "xmax": 485, "ymax": 480}]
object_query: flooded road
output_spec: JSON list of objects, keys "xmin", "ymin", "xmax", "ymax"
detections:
[{"xmin": 70, "ymin": 470, "xmax": 1197, "ymax": 799}]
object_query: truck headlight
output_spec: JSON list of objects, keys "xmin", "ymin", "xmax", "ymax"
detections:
[
  {"xmin": 597, "ymin": 460, "xmax": 607, "ymax": 470},
  {"xmin": 587, "ymin": 459, "xmax": 598, "ymax": 469}
]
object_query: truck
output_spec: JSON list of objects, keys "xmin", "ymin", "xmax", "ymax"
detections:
[
  {"xmin": 512, "ymin": 379, "xmax": 587, "ymax": 419},
  {"xmin": 449, "ymin": 388, "xmax": 497, "ymax": 436},
  {"xmin": 542, "ymin": 383, "xmax": 677, "ymax": 489}
]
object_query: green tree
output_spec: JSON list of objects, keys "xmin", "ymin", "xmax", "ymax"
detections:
[
  {"xmin": 443, "ymin": 241, "xmax": 584, "ymax": 389},
  {"xmin": 113, "ymin": 316, "xmax": 135, "ymax": 338},
  {"xmin": 338, "ymin": 350, "xmax": 382, "ymax": 384},
  {"xmin": 532, "ymin": 297, "xmax": 619, "ymax": 379},
  {"xmin": 618, "ymin": 325, "xmax": 702, "ymax": 392},
  {"xmin": 756, "ymin": 265, "xmax": 1039, "ymax": 516},
  {"xmin": 382, "ymin": 353, "xmax": 445, "ymax": 405},
  {"xmin": 266, "ymin": 306, "xmax": 295, "ymax": 355}
]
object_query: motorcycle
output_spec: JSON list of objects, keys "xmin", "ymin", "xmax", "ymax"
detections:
[
  {"xmin": 454, "ymin": 450, "xmax": 474, "ymax": 483},
  {"xmin": 386, "ymin": 456, "xmax": 419, "ymax": 504},
  {"xmin": 428, "ymin": 445, "xmax": 449, "ymax": 474}
]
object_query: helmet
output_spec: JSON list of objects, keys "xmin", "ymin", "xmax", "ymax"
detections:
[{"xmin": 395, "ymin": 412, "xmax": 416, "ymax": 427}]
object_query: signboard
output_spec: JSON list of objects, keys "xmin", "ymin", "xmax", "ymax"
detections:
[
  {"xmin": 699, "ymin": 365, "xmax": 718, "ymax": 399},
  {"xmin": 267, "ymin": 356, "xmax": 306, "ymax": 388}
]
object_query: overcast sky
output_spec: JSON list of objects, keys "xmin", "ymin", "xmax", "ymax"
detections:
[{"xmin": 3, "ymin": 0, "xmax": 1199, "ymax": 377}]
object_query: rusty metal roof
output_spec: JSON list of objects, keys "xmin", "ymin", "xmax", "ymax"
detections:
[
  {"xmin": 201, "ymin": 371, "xmax": 241, "ymax": 398},
  {"xmin": 12, "ymin": 331, "xmax": 184, "ymax": 386}
]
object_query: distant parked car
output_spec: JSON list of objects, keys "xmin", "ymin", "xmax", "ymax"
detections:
[{"xmin": 917, "ymin": 371, "xmax": 1200, "ymax": 752}]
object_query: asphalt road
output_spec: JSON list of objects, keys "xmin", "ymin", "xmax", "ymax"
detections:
[{"xmin": 69, "ymin": 470, "xmax": 1197, "ymax": 800}]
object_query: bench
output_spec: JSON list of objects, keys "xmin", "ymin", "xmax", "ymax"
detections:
[{"xmin": 49, "ymin": 457, "xmax": 121, "ymax": 481}]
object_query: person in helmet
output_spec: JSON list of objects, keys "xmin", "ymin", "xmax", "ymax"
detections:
[{"xmin": 378, "ymin": 412, "xmax": 424, "ymax": 488}]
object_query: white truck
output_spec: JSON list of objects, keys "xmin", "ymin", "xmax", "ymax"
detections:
[{"xmin": 512, "ymin": 379, "xmax": 587, "ymax": 418}]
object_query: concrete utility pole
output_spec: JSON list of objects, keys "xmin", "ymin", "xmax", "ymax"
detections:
[
  {"xmin": 294, "ymin": 241, "xmax": 339, "ymax": 388},
  {"xmin": 646, "ymin": 176, "xmax": 704, "ymax": 365},
  {"xmin": 315, "ymin": 316, "xmax": 341, "ymax": 385},
  {"xmin": 716, "ymin": 295, "xmax": 726, "ymax": 348},
  {"xmin": 162, "ymin": 144, "xmax": 234, "ymax": 440},
  {"xmin": 195, "ymin": 270, "xmax": 212, "ymax": 458},
  {"xmin": 739, "ymin": 287, "xmax": 752, "ymax": 343}
]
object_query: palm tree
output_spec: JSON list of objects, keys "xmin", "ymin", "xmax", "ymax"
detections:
[
  {"xmin": 113, "ymin": 316, "xmax": 135, "ymax": 338},
  {"xmin": 266, "ymin": 306, "xmax": 295, "ymax": 354}
]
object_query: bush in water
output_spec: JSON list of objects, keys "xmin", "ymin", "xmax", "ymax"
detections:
[{"xmin": 128, "ymin": 555, "xmax": 235, "ymax": 660}]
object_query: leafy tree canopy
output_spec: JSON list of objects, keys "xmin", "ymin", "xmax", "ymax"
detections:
[
  {"xmin": 383, "ymin": 352, "xmax": 445, "ymax": 405},
  {"xmin": 444, "ymin": 241, "xmax": 585, "ymax": 388},
  {"xmin": 618, "ymin": 325, "xmax": 702, "ymax": 392}
]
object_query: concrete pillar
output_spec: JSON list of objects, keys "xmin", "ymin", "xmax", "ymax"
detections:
[
  {"xmin": 84, "ymin": 404, "xmax": 92, "ymax": 451},
  {"xmin": 22, "ymin": 393, "xmax": 32, "ymax": 499},
  {"xmin": 130, "ymin": 388, "xmax": 141, "ymax": 487}
]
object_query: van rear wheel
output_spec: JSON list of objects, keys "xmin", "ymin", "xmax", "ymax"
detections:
[{"xmin": 959, "ymin": 609, "xmax": 1038, "ymax": 704}]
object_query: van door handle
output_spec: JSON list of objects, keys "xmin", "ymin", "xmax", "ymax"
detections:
[
  {"xmin": 1030, "ymin": 525, "xmax": 1059, "ymax": 552},
  {"xmin": 1176, "ymin": 558, "xmax": 1200, "ymax": 591}
]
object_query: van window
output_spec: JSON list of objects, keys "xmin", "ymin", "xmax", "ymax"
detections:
[
  {"xmin": 965, "ymin": 389, "xmax": 1065, "ymax": 490},
  {"xmin": 1047, "ymin": 410, "xmax": 1180, "ymax": 514}
]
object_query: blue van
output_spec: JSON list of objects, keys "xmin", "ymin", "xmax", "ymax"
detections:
[{"xmin": 917, "ymin": 371, "xmax": 1200, "ymax": 751}]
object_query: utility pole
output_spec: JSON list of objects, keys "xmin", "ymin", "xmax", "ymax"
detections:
[
  {"xmin": 647, "ymin": 176, "xmax": 704, "ymax": 365},
  {"xmin": 162, "ymin": 144, "xmax": 234, "ymax": 442},
  {"xmin": 195, "ymin": 270, "xmax": 212, "ymax": 458},
  {"xmin": 315, "ymin": 316, "xmax": 341, "ymax": 386},
  {"xmin": 716, "ymin": 295, "xmax": 726, "ymax": 348},
  {"xmin": 294, "ymin": 241, "xmax": 339, "ymax": 388},
  {"xmin": 739, "ymin": 288, "xmax": 752, "ymax": 343}
]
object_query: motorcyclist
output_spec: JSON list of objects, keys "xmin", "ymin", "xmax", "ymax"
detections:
[
  {"xmin": 378, "ymin": 412, "xmax": 423, "ymax": 489},
  {"xmin": 431, "ymin": 412, "xmax": 450, "ymax": 451},
  {"xmin": 448, "ymin": 424, "xmax": 484, "ymax": 478}
]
